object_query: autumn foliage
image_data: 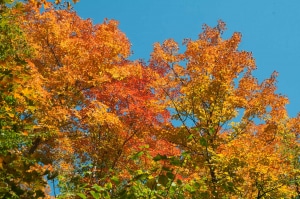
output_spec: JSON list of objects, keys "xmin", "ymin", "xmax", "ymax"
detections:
[{"xmin": 0, "ymin": 0, "xmax": 299, "ymax": 198}]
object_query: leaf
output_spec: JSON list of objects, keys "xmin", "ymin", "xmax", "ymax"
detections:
[
  {"xmin": 133, "ymin": 173, "xmax": 149, "ymax": 181},
  {"xmin": 131, "ymin": 151, "xmax": 144, "ymax": 160},
  {"xmin": 176, "ymin": 179, "xmax": 182, "ymax": 185},
  {"xmin": 111, "ymin": 176, "xmax": 119, "ymax": 184},
  {"xmin": 166, "ymin": 171, "xmax": 175, "ymax": 180},
  {"xmin": 2, "ymin": 2, "xmax": 297, "ymax": 198},
  {"xmin": 146, "ymin": 178, "xmax": 157, "ymax": 190},
  {"xmin": 199, "ymin": 137, "xmax": 208, "ymax": 147},
  {"xmin": 90, "ymin": 191, "xmax": 100, "ymax": 199},
  {"xmin": 105, "ymin": 182, "xmax": 112, "ymax": 189},
  {"xmin": 92, "ymin": 184, "xmax": 104, "ymax": 192},
  {"xmin": 187, "ymin": 134, "xmax": 193, "ymax": 140},
  {"xmin": 170, "ymin": 157, "xmax": 182, "ymax": 166},
  {"xmin": 77, "ymin": 193, "xmax": 87, "ymax": 199},
  {"xmin": 153, "ymin": 154, "xmax": 168, "ymax": 161},
  {"xmin": 185, "ymin": 184, "xmax": 195, "ymax": 193},
  {"xmin": 209, "ymin": 128, "xmax": 215, "ymax": 135},
  {"xmin": 158, "ymin": 175, "xmax": 168, "ymax": 187}
]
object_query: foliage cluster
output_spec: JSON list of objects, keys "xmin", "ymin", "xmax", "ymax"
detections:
[{"xmin": 0, "ymin": 1, "xmax": 299, "ymax": 198}]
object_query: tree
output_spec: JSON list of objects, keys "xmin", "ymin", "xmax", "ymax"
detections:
[
  {"xmin": 0, "ymin": 1, "xmax": 51, "ymax": 198},
  {"xmin": 0, "ymin": 1, "xmax": 299, "ymax": 198},
  {"xmin": 17, "ymin": 1, "xmax": 179, "ymax": 197},
  {"xmin": 149, "ymin": 21, "xmax": 300, "ymax": 198}
]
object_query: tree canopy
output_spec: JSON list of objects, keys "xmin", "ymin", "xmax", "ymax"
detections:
[{"xmin": 0, "ymin": 1, "xmax": 299, "ymax": 198}]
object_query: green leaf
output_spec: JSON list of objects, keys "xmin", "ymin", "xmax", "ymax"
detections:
[
  {"xmin": 132, "ymin": 151, "xmax": 144, "ymax": 160},
  {"xmin": 209, "ymin": 128, "xmax": 215, "ymax": 135},
  {"xmin": 146, "ymin": 178, "xmax": 157, "ymax": 190},
  {"xmin": 170, "ymin": 157, "xmax": 182, "ymax": 166},
  {"xmin": 111, "ymin": 176, "xmax": 119, "ymax": 184},
  {"xmin": 176, "ymin": 179, "xmax": 182, "ymax": 185},
  {"xmin": 133, "ymin": 173, "xmax": 149, "ymax": 181},
  {"xmin": 158, "ymin": 175, "xmax": 168, "ymax": 187},
  {"xmin": 85, "ymin": 171, "xmax": 92, "ymax": 175},
  {"xmin": 162, "ymin": 166, "xmax": 171, "ymax": 171},
  {"xmin": 90, "ymin": 190, "xmax": 100, "ymax": 199},
  {"xmin": 225, "ymin": 182, "xmax": 235, "ymax": 193},
  {"xmin": 187, "ymin": 134, "xmax": 193, "ymax": 140},
  {"xmin": 153, "ymin": 154, "xmax": 168, "ymax": 161},
  {"xmin": 92, "ymin": 184, "xmax": 103, "ymax": 192},
  {"xmin": 185, "ymin": 184, "xmax": 195, "ymax": 193},
  {"xmin": 166, "ymin": 171, "xmax": 175, "ymax": 180},
  {"xmin": 181, "ymin": 151, "xmax": 190, "ymax": 158},
  {"xmin": 199, "ymin": 137, "xmax": 208, "ymax": 147},
  {"xmin": 193, "ymin": 182, "xmax": 200, "ymax": 189},
  {"xmin": 77, "ymin": 193, "xmax": 87, "ymax": 199},
  {"xmin": 105, "ymin": 182, "xmax": 112, "ymax": 189}
]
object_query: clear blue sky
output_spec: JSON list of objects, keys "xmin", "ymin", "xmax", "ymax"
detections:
[{"xmin": 74, "ymin": 0, "xmax": 300, "ymax": 117}]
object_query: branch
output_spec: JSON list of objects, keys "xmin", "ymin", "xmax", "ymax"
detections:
[{"xmin": 28, "ymin": 137, "xmax": 41, "ymax": 155}]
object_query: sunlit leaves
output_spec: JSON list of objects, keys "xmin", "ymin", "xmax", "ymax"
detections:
[
  {"xmin": 12, "ymin": 1, "xmax": 181, "ymax": 197},
  {"xmin": 1, "ymin": 1, "xmax": 299, "ymax": 198},
  {"xmin": 149, "ymin": 20, "xmax": 300, "ymax": 198}
]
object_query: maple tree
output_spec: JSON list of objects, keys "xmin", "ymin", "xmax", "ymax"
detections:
[
  {"xmin": 148, "ymin": 22, "xmax": 300, "ymax": 198},
  {"xmin": 0, "ymin": 1, "xmax": 51, "ymax": 198},
  {"xmin": 0, "ymin": 0, "xmax": 299, "ymax": 198},
  {"xmin": 14, "ymin": 0, "xmax": 179, "ymax": 198}
]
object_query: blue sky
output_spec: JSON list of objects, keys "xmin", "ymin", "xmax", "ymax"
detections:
[{"xmin": 74, "ymin": 0, "xmax": 300, "ymax": 117}]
